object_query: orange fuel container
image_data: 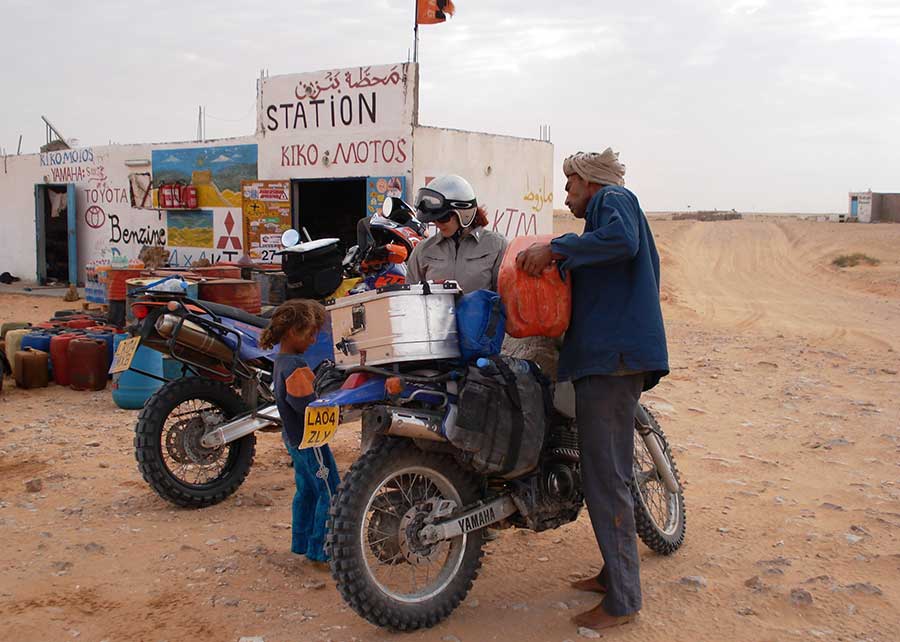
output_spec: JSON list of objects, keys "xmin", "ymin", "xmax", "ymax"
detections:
[{"xmin": 498, "ymin": 234, "xmax": 571, "ymax": 338}]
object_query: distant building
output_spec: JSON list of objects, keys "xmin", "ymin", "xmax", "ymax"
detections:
[{"xmin": 848, "ymin": 191, "xmax": 900, "ymax": 223}]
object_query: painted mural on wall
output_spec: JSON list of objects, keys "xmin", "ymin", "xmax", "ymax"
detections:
[
  {"xmin": 366, "ymin": 176, "xmax": 406, "ymax": 217},
  {"xmin": 167, "ymin": 208, "xmax": 245, "ymax": 267},
  {"xmin": 49, "ymin": 146, "xmax": 166, "ymax": 272},
  {"xmin": 166, "ymin": 210, "xmax": 214, "ymax": 248},
  {"xmin": 151, "ymin": 144, "xmax": 258, "ymax": 208},
  {"xmin": 44, "ymin": 142, "xmax": 258, "ymax": 275},
  {"xmin": 241, "ymin": 180, "xmax": 291, "ymax": 263}
]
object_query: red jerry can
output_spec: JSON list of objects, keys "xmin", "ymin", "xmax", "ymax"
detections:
[
  {"xmin": 158, "ymin": 183, "xmax": 183, "ymax": 209},
  {"xmin": 68, "ymin": 338, "xmax": 108, "ymax": 391},
  {"xmin": 158, "ymin": 184, "xmax": 173, "ymax": 208},
  {"xmin": 498, "ymin": 234, "xmax": 572, "ymax": 338},
  {"xmin": 65, "ymin": 317, "xmax": 96, "ymax": 330},
  {"xmin": 181, "ymin": 185, "xmax": 198, "ymax": 209},
  {"xmin": 50, "ymin": 333, "xmax": 79, "ymax": 386}
]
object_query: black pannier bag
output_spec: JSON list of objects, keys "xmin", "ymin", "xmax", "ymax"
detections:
[
  {"xmin": 450, "ymin": 355, "xmax": 548, "ymax": 479},
  {"xmin": 280, "ymin": 239, "xmax": 344, "ymax": 300}
]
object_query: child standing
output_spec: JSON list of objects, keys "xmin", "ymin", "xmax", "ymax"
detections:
[{"xmin": 260, "ymin": 299, "xmax": 339, "ymax": 563}]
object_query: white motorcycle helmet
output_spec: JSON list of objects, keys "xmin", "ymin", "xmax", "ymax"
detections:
[{"xmin": 414, "ymin": 175, "xmax": 479, "ymax": 228}]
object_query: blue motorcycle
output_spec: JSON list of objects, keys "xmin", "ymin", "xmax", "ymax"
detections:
[
  {"xmin": 125, "ymin": 289, "xmax": 336, "ymax": 508},
  {"xmin": 126, "ymin": 198, "xmax": 428, "ymax": 508}
]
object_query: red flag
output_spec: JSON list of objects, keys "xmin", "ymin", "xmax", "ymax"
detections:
[{"xmin": 417, "ymin": 0, "xmax": 455, "ymax": 25}]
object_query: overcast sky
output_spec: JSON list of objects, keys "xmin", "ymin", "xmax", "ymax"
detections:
[{"xmin": 3, "ymin": 0, "xmax": 899, "ymax": 212}]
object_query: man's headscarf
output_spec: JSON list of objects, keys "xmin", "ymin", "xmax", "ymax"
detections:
[{"xmin": 563, "ymin": 148, "xmax": 626, "ymax": 187}]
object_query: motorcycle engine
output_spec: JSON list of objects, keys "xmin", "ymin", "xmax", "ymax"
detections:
[{"xmin": 508, "ymin": 422, "xmax": 583, "ymax": 532}]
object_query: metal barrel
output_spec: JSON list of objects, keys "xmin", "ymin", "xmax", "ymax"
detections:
[{"xmin": 197, "ymin": 279, "xmax": 262, "ymax": 314}]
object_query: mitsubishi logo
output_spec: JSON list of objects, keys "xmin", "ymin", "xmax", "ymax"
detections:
[{"xmin": 217, "ymin": 211, "xmax": 243, "ymax": 250}]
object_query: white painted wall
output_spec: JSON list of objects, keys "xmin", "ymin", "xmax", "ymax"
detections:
[
  {"xmin": 0, "ymin": 153, "xmax": 42, "ymax": 278},
  {"xmin": 0, "ymin": 62, "xmax": 555, "ymax": 283},
  {"xmin": 851, "ymin": 191, "xmax": 873, "ymax": 223},
  {"xmin": 411, "ymin": 126, "xmax": 554, "ymax": 239},
  {"xmin": 0, "ymin": 137, "xmax": 258, "ymax": 282}
]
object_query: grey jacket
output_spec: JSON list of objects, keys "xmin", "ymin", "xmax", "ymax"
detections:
[{"xmin": 407, "ymin": 226, "xmax": 508, "ymax": 293}]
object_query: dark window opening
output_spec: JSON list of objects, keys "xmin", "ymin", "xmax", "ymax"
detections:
[
  {"xmin": 43, "ymin": 186, "xmax": 70, "ymax": 284},
  {"xmin": 291, "ymin": 178, "xmax": 367, "ymax": 251}
]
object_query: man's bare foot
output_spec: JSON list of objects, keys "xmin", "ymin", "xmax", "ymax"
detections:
[
  {"xmin": 570, "ymin": 573, "xmax": 608, "ymax": 594},
  {"xmin": 304, "ymin": 558, "xmax": 331, "ymax": 572},
  {"xmin": 572, "ymin": 603, "xmax": 636, "ymax": 629}
]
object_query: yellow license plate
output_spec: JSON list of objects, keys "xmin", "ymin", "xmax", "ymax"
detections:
[
  {"xmin": 109, "ymin": 336, "xmax": 142, "ymax": 374},
  {"xmin": 301, "ymin": 406, "xmax": 339, "ymax": 449}
]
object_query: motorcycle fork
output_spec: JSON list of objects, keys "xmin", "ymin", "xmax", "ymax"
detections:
[{"xmin": 635, "ymin": 406, "xmax": 680, "ymax": 493}]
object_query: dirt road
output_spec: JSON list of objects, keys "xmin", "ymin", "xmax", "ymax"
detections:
[{"xmin": 1, "ymin": 217, "xmax": 898, "ymax": 642}]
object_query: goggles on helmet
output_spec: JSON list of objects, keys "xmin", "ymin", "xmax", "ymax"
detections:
[{"xmin": 414, "ymin": 187, "xmax": 477, "ymax": 219}]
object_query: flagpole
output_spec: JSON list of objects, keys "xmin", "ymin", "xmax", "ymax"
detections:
[{"xmin": 413, "ymin": 0, "xmax": 419, "ymax": 63}]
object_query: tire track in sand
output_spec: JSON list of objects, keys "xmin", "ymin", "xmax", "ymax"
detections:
[{"xmin": 661, "ymin": 219, "xmax": 900, "ymax": 350}]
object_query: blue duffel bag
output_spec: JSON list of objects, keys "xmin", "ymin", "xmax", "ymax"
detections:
[{"xmin": 455, "ymin": 289, "xmax": 506, "ymax": 363}]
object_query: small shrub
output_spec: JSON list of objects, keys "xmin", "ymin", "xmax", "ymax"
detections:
[{"xmin": 832, "ymin": 253, "xmax": 880, "ymax": 268}]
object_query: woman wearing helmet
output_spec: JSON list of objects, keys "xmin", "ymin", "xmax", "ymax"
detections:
[{"xmin": 407, "ymin": 175, "xmax": 508, "ymax": 293}]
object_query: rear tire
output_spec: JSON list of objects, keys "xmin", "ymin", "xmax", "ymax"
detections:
[
  {"xmin": 327, "ymin": 439, "xmax": 485, "ymax": 630},
  {"xmin": 631, "ymin": 407, "xmax": 686, "ymax": 554},
  {"xmin": 134, "ymin": 377, "xmax": 255, "ymax": 508}
]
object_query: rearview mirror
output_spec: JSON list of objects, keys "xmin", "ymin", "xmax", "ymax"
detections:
[
  {"xmin": 382, "ymin": 197, "xmax": 394, "ymax": 217},
  {"xmin": 281, "ymin": 229, "xmax": 301, "ymax": 248}
]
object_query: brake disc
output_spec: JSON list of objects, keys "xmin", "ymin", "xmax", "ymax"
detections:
[
  {"xmin": 399, "ymin": 507, "xmax": 442, "ymax": 564},
  {"xmin": 165, "ymin": 411, "xmax": 223, "ymax": 465}
]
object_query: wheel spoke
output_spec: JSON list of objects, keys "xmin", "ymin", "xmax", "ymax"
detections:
[
  {"xmin": 357, "ymin": 464, "xmax": 470, "ymax": 603},
  {"xmin": 160, "ymin": 398, "xmax": 231, "ymax": 488},
  {"xmin": 367, "ymin": 534, "xmax": 394, "ymax": 547},
  {"xmin": 372, "ymin": 504, "xmax": 401, "ymax": 518}
]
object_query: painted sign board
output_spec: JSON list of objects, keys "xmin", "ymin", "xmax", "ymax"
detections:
[{"xmin": 242, "ymin": 180, "xmax": 292, "ymax": 262}]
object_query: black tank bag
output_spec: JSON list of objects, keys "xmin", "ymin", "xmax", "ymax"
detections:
[{"xmin": 451, "ymin": 356, "xmax": 548, "ymax": 479}]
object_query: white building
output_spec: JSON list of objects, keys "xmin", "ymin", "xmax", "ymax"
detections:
[{"xmin": 0, "ymin": 62, "xmax": 554, "ymax": 284}]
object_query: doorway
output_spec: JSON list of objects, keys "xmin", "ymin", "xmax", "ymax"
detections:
[
  {"xmin": 34, "ymin": 183, "xmax": 78, "ymax": 285},
  {"xmin": 291, "ymin": 178, "xmax": 367, "ymax": 250}
]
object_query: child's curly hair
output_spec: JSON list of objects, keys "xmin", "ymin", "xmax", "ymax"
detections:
[{"xmin": 259, "ymin": 299, "xmax": 326, "ymax": 349}]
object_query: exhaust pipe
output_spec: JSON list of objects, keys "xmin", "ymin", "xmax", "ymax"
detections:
[
  {"xmin": 155, "ymin": 314, "xmax": 234, "ymax": 363},
  {"xmin": 200, "ymin": 404, "xmax": 281, "ymax": 448},
  {"xmin": 364, "ymin": 406, "xmax": 447, "ymax": 443},
  {"xmin": 635, "ymin": 406, "xmax": 680, "ymax": 494}
]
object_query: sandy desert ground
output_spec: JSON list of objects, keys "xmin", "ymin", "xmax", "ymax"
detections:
[{"xmin": 1, "ymin": 216, "xmax": 898, "ymax": 642}]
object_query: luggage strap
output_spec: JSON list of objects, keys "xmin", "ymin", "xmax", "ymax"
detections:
[
  {"xmin": 485, "ymin": 295, "xmax": 502, "ymax": 339},
  {"xmin": 490, "ymin": 356, "xmax": 525, "ymax": 475}
]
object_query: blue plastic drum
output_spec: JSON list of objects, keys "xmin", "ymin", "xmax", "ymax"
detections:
[{"xmin": 112, "ymin": 346, "xmax": 164, "ymax": 410}]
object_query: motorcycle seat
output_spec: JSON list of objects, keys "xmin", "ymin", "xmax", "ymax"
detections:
[{"xmin": 198, "ymin": 300, "xmax": 270, "ymax": 328}]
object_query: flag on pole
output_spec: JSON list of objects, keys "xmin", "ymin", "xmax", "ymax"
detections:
[{"xmin": 417, "ymin": 0, "xmax": 455, "ymax": 25}]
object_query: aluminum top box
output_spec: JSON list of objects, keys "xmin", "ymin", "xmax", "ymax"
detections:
[{"xmin": 328, "ymin": 282, "xmax": 462, "ymax": 367}]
